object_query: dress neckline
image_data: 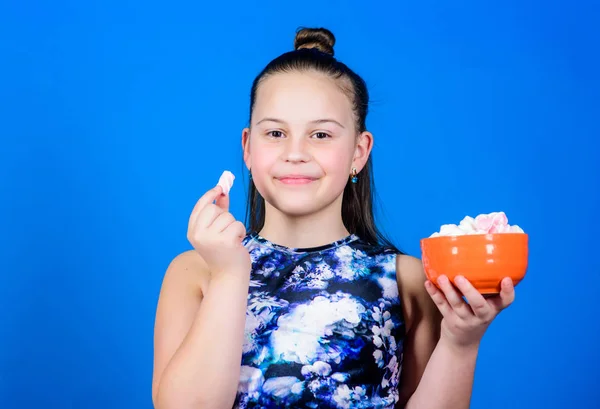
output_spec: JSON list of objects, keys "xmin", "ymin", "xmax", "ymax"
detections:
[{"xmin": 248, "ymin": 232, "xmax": 359, "ymax": 255}]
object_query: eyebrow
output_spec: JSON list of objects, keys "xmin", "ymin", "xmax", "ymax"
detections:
[{"xmin": 256, "ymin": 117, "xmax": 345, "ymax": 129}]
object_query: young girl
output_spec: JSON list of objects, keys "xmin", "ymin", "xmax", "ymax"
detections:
[{"xmin": 152, "ymin": 27, "xmax": 515, "ymax": 409}]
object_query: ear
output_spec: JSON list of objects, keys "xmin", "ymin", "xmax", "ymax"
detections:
[
  {"xmin": 241, "ymin": 127, "xmax": 251, "ymax": 170},
  {"xmin": 352, "ymin": 131, "xmax": 374, "ymax": 172}
]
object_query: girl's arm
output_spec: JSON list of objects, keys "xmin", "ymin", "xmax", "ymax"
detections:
[
  {"xmin": 152, "ymin": 251, "xmax": 250, "ymax": 409},
  {"xmin": 395, "ymin": 255, "xmax": 515, "ymax": 409}
]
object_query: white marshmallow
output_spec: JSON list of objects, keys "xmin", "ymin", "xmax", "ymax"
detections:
[
  {"xmin": 429, "ymin": 212, "xmax": 525, "ymax": 237},
  {"xmin": 217, "ymin": 170, "xmax": 235, "ymax": 195}
]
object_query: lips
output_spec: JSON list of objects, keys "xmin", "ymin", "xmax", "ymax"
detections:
[{"xmin": 276, "ymin": 175, "xmax": 318, "ymax": 185}]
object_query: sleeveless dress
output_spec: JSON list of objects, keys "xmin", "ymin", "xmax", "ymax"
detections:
[{"xmin": 234, "ymin": 232, "xmax": 406, "ymax": 409}]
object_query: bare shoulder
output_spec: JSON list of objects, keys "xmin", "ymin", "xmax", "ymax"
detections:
[
  {"xmin": 161, "ymin": 249, "xmax": 211, "ymax": 295},
  {"xmin": 154, "ymin": 249, "xmax": 211, "ymax": 338},
  {"xmin": 152, "ymin": 250, "xmax": 210, "ymax": 402},
  {"xmin": 394, "ymin": 254, "xmax": 442, "ymax": 406},
  {"xmin": 396, "ymin": 254, "xmax": 427, "ymax": 291},
  {"xmin": 154, "ymin": 249, "xmax": 211, "ymax": 330},
  {"xmin": 395, "ymin": 254, "xmax": 429, "ymax": 328},
  {"xmin": 167, "ymin": 249, "xmax": 209, "ymax": 274}
]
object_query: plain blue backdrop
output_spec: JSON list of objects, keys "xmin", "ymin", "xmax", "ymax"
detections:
[{"xmin": 1, "ymin": 0, "xmax": 598, "ymax": 408}]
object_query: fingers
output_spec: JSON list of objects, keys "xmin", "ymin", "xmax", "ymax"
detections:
[
  {"xmin": 194, "ymin": 203, "xmax": 225, "ymax": 230},
  {"xmin": 488, "ymin": 277, "xmax": 515, "ymax": 312},
  {"xmin": 453, "ymin": 275, "xmax": 493, "ymax": 320},
  {"xmin": 189, "ymin": 186, "xmax": 224, "ymax": 228},
  {"xmin": 436, "ymin": 275, "xmax": 473, "ymax": 319},
  {"xmin": 188, "ymin": 204, "xmax": 244, "ymax": 247},
  {"xmin": 425, "ymin": 280, "xmax": 452, "ymax": 318},
  {"xmin": 210, "ymin": 211, "xmax": 236, "ymax": 233},
  {"xmin": 223, "ymin": 220, "xmax": 247, "ymax": 240},
  {"xmin": 194, "ymin": 185, "xmax": 224, "ymax": 213},
  {"xmin": 215, "ymin": 191, "xmax": 230, "ymax": 211}
]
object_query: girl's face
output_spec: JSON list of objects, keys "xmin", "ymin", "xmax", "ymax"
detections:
[{"xmin": 242, "ymin": 71, "xmax": 372, "ymax": 218}]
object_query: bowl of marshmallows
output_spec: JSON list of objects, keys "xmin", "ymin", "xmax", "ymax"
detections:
[{"xmin": 420, "ymin": 212, "xmax": 529, "ymax": 294}]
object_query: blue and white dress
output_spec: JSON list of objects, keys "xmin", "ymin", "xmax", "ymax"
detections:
[{"xmin": 234, "ymin": 232, "xmax": 406, "ymax": 409}]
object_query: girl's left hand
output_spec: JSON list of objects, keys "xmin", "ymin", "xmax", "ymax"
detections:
[{"xmin": 425, "ymin": 275, "xmax": 515, "ymax": 349}]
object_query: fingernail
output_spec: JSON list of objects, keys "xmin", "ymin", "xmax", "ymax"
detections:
[
  {"xmin": 455, "ymin": 275, "xmax": 465, "ymax": 285},
  {"xmin": 437, "ymin": 275, "xmax": 447, "ymax": 285}
]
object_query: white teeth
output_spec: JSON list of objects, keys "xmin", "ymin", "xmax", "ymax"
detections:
[{"xmin": 217, "ymin": 170, "xmax": 235, "ymax": 195}]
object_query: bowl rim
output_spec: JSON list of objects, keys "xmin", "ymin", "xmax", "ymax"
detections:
[{"xmin": 421, "ymin": 232, "xmax": 528, "ymax": 243}]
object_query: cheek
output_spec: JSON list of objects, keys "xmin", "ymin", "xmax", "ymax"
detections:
[
  {"xmin": 318, "ymin": 148, "xmax": 353, "ymax": 175},
  {"xmin": 249, "ymin": 144, "xmax": 277, "ymax": 173}
]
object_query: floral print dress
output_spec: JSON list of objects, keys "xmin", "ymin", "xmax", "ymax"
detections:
[{"xmin": 235, "ymin": 232, "xmax": 406, "ymax": 409}]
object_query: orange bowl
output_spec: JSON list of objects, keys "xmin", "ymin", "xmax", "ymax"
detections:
[{"xmin": 420, "ymin": 233, "xmax": 529, "ymax": 294}]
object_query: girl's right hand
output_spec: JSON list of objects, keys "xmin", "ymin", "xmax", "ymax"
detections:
[{"xmin": 187, "ymin": 185, "xmax": 251, "ymax": 279}]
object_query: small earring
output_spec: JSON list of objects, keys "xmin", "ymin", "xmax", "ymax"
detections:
[{"xmin": 351, "ymin": 167, "xmax": 358, "ymax": 184}]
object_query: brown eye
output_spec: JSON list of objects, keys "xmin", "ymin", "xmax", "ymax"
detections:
[
  {"xmin": 268, "ymin": 130, "xmax": 283, "ymax": 138},
  {"xmin": 313, "ymin": 132, "xmax": 331, "ymax": 139}
]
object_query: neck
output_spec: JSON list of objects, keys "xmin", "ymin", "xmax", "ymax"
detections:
[{"xmin": 259, "ymin": 198, "xmax": 350, "ymax": 249}]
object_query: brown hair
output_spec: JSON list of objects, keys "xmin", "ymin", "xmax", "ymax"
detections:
[{"xmin": 244, "ymin": 27, "xmax": 401, "ymax": 253}]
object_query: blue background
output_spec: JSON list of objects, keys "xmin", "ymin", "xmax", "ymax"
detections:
[{"xmin": 1, "ymin": 0, "xmax": 598, "ymax": 408}]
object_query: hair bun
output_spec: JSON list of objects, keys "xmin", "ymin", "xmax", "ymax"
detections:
[{"xmin": 294, "ymin": 27, "xmax": 336, "ymax": 56}]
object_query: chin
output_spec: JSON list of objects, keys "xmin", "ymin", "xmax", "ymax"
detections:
[
  {"xmin": 276, "ymin": 198, "xmax": 322, "ymax": 216},
  {"xmin": 265, "ymin": 194, "xmax": 332, "ymax": 218}
]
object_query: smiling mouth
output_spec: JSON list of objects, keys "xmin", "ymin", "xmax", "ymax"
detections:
[{"xmin": 276, "ymin": 176, "xmax": 317, "ymax": 185}]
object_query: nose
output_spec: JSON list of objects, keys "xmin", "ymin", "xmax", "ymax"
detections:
[{"xmin": 282, "ymin": 136, "xmax": 311, "ymax": 163}]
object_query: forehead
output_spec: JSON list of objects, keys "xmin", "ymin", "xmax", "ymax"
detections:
[{"xmin": 252, "ymin": 71, "xmax": 354, "ymax": 125}]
